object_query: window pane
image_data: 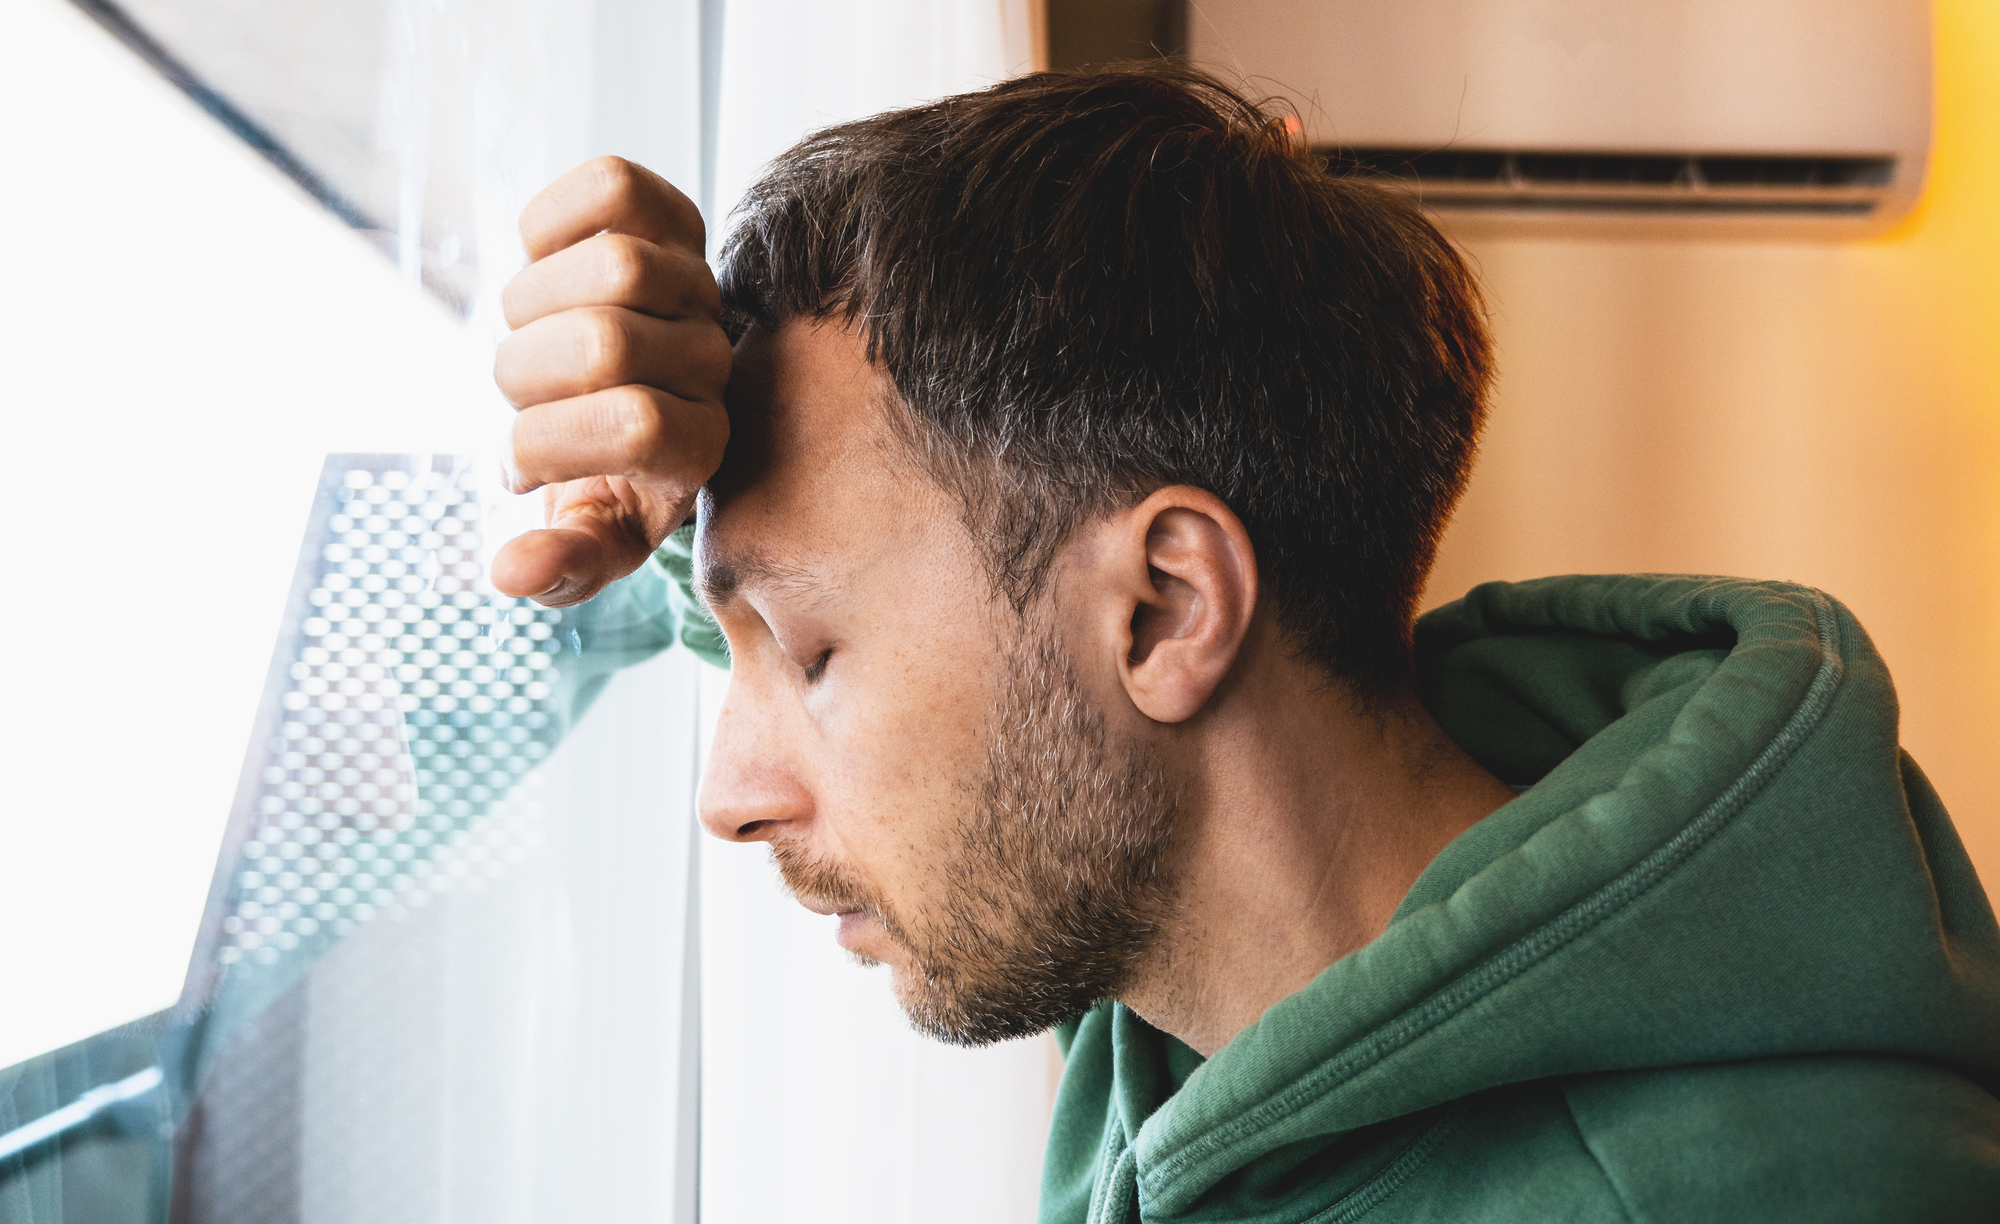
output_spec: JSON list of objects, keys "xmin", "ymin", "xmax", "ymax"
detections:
[{"xmin": 1, "ymin": 0, "xmax": 708, "ymax": 1215}]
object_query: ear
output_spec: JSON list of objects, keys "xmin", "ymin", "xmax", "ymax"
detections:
[{"xmin": 1100, "ymin": 487, "xmax": 1259, "ymax": 724}]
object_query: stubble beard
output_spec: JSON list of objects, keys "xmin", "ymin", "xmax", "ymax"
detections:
[{"xmin": 772, "ymin": 624, "xmax": 1183, "ymax": 1046}]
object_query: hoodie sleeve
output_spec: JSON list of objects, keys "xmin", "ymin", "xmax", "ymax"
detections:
[
  {"xmin": 650, "ymin": 523, "xmax": 730, "ymax": 670},
  {"xmin": 542, "ymin": 525, "xmax": 728, "ymax": 734}
]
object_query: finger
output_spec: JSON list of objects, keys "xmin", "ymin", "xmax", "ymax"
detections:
[
  {"xmin": 520, "ymin": 156, "xmax": 704, "ymax": 262},
  {"xmin": 502, "ymin": 233, "xmax": 720, "ymax": 330},
  {"xmin": 495, "ymin": 308, "xmax": 732, "ymax": 410},
  {"xmin": 507, "ymin": 384, "xmax": 730, "ymax": 496},
  {"xmin": 491, "ymin": 524, "xmax": 641, "ymax": 605},
  {"xmin": 490, "ymin": 477, "xmax": 692, "ymax": 605}
]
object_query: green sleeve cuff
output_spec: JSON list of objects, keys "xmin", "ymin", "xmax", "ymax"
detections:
[{"xmin": 652, "ymin": 524, "xmax": 730, "ymax": 670}]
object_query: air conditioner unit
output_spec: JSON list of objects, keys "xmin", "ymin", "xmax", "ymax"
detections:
[{"xmin": 1186, "ymin": 0, "xmax": 1931, "ymax": 240}]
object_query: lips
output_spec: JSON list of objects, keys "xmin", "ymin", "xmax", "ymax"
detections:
[
  {"xmin": 836, "ymin": 910, "xmax": 873, "ymax": 946},
  {"xmin": 768, "ymin": 841, "xmax": 872, "ymax": 924}
]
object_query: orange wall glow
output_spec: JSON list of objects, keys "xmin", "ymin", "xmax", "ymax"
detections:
[{"xmin": 1428, "ymin": 0, "xmax": 2000, "ymax": 904}]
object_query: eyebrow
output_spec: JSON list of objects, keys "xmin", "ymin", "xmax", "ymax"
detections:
[{"xmin": 694, "ymin": 545, "xmax": 831, "ymax": 612}]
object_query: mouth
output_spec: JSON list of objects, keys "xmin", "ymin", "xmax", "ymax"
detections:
[
  {"xmin": 793, "ymin": 897, "xmax": 879, "ymax": 952},
  {"xmin": 835, "ymin": 910, "xmax": 873, "ymax": 947},
  {"xmin": 768, "ymin": 843, "xmax": 877, "ymax": 948}
]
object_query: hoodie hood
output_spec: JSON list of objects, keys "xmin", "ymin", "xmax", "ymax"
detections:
[{"xmin": 1059, "ymin": 575, "xmax": 2000, "ymax": 1222}]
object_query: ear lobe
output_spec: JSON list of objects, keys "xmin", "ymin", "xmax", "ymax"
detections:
[{"xmin": 1119, "ymin": 491, "xmax": 1258, "ymax": 723}]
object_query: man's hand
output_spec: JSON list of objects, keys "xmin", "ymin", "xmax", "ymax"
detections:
[{"xmin": 491, "ymin": 156, "xmax": 731, "ymax": 606}]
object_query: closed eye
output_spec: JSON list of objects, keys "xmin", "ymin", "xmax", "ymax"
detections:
[{"xmin": 803, "ymin": 648, "xmax": 833, "ymax": 685}]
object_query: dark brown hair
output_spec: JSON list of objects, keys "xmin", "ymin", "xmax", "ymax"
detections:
[{"xmin": 717, "ymin": 63, "xmax": 1492, "ymax": 697}]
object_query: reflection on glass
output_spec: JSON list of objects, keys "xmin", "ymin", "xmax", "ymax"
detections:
[
  {"xmin": 202, "ymin": 460, "xmax": 566, "ymax": 1001},
  {"xmin": 69, "ymin": 0, "xmax": 711, "ymax": 314},
  {"xmin": 1, "ymin": 456, "xmax": 701, "ymax": 1224}
]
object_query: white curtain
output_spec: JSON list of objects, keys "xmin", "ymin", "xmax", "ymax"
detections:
[{"xmin": 711, "ymin": 0, "xmax": 1039, "ymax": 234}]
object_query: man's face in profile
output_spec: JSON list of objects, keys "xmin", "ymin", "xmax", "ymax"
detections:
[
  {"xmin": 695, "ymin": 321, "xmax": 1182, "ymax": 1044},
  {"xmin": 492, "ymin": 65, "xmax": 1500, "ymax": 1063}
]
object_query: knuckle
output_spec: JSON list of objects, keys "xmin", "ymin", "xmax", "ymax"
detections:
[
  {"xmin": 499, "ymin": 275, "xmax": 534, "ymax": 329},
  {"xmin": 608, "ymin": 388, "xmax": 668, "ymax": 465},
  {"xmin": 690, "ymin": 327, "xmax": 733, "ymax": 392},
  {"xmin": 588, "ymin": 155, "xmax": 643, "ymax": 210},
  {"xmin": 667, "ymin": 193, "xmax": 705, "ymax": 249},
  {"xmin": 492, "ymin": 334, "xmax": 530, "ymax": 400},
  {"xmin": 681, "ymin": 254, "xmax": 723, "ymax": 316},
  {"xmin": 598, "ymin": 234, "xmax": 650, "ymax": 301},
  {"xmin": 579, "ymin": 309, "xmax": 632, "ymax": 385},
  {"xmin": 692, "ymin": 402, "xmax": 730, "ymax": 470}
]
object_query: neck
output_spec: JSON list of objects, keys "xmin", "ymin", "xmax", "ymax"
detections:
[{"xmin": 1116, "ymin": 621, "xmax": 1516, "ymax": 1057}]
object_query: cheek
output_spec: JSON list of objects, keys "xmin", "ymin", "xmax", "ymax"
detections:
[{"xmin": 811, "ymin": 618, "xmax": 997, "ymax": 897}]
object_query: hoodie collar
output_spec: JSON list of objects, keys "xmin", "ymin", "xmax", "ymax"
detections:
[{"xmin": 1120, "ymin": 575, "xmax": 2000, "ymax": 1218}]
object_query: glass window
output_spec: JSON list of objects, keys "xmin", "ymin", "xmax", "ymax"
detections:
[{"xmin": 1, "ymin": 2, "xmax": 707, "ymax": 1217}]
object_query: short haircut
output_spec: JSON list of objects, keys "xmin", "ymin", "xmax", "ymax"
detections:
[{"xmin": 717, "ymin": 63, "xmax": 1493, "ymax": 698}]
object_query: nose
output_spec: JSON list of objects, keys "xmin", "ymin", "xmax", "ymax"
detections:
[{"xmin": 697, "ymin": 677, "xmax": 813, "ymax": 842}]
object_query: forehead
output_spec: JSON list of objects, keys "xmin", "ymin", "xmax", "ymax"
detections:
[{"xmin": 697, "ymin": 321, "xmax": 943, "ymax": 601}]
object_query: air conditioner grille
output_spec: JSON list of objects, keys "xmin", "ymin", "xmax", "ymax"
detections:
[{"xmin": 1325, "ymin": 148, "xmax": 1897, "ymax": 216}]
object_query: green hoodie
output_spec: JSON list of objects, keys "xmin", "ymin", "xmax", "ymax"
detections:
[
  {"xmin": 1039, "ymin": 574, "xmax": 2000, "ymax": 1222},
  {"xmin": 634, "ymin": 549, "xmax": 1999, "ymax": 1218}
]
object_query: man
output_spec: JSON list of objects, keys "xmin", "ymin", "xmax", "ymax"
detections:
[{"xmin": 492, "ymin": 66, "xmax": 2000, "ymax": 1221}]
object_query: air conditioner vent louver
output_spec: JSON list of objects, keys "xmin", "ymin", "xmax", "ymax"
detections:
[
  {"xmin": 1194, "ymin": 0, "xmax": 1930, "ymax": 240},
  {"xmin": 1326, "ymin": 148, "xmax": 1898, "ymax": 216}
]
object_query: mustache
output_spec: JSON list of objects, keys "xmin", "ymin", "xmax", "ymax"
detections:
[{"xmin": 769, "ymin": 838, "xmax": 875, "ymax": 914}]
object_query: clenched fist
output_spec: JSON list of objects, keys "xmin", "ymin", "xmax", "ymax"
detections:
[{"xmin": 491, "ymin": 156, "xmax": 731, "ymax": 606}]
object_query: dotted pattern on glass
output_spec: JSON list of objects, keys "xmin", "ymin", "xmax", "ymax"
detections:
[{"xmin": 218, "ymin": 462, "xmax": 561, "ymax": 972}]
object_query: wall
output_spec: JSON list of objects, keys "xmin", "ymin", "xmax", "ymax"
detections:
[
  {"xmin": 1426, "ymin": 0, "xmax": 2000, "ymax": 903},
  {"xmin": 1046, "ymin": 0, "xmax": 1182, "ymax": 66}
]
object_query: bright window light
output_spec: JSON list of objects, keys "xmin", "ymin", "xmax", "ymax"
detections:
[{"xmin": 0, "ymin": 0, "xmax": 503, "ymax": 1070}]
